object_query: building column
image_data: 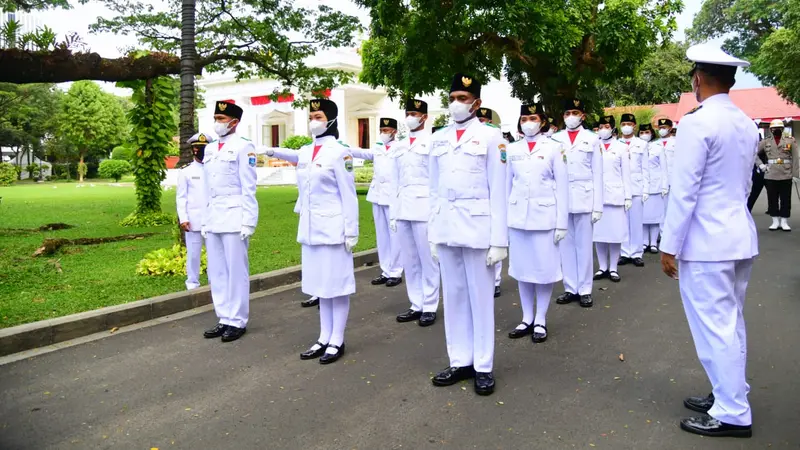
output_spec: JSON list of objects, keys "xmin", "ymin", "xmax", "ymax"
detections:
[{"xmin": 331, "ymin": 88, "xmax": 348, "ymax": 144}]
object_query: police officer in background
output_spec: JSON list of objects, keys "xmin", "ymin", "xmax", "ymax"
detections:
[
  {"xmin": 476, "ymin": 107, "xmax": 505, "ymax": 298},
  {"xmin": 618, "ymin": 114, "xmax": 649, "ymax": 268},
  {"xmin": 429, "ymin": 73, "xmax": 508, "ymax": 396},
  {"xmin": 201, "ymin": 101, "xmax": 258, "ymax": 343},
  {"xmin": 747, "ymin": 131, "xmax": 768, "ymax": 212},
  {"xmin": 661, "ymin": 43, "xmax": 757, "ymax": 438},
  {"xmin": 759, "ymin": 119, "xmax": 799, "ymax": 231},
  {"xmin": 177, "ymin": 133, "xmax": 209, "ymax": 290}
]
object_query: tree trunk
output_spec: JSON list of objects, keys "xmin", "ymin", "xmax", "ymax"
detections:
[
  {"xmin": 78, "ymin": 154, "xmax": 84, "ymax": 182},
  {"xmin": 178, "ymin": 0, "xmax": 197, "ymax": 167}
]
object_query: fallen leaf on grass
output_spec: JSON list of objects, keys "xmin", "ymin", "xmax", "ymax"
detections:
[
  {"xmin": 614, "ymin": 377, "xmax": 621, "ymax": 380},
  {"xmin": 496, "ymin": 401, "xmax": 504, "ymax": 405},
  {"xmin": 619, "ymin": 353, "xmax": 624, "ymax": 361},
  {"xmin": 110, "ymin": 327, "xmax": 119, "ymax": 333}
]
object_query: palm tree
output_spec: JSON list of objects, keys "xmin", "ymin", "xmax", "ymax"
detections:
[{"xmin": 178, "ymin": 0, "xmax": 196, "ymax": 166}]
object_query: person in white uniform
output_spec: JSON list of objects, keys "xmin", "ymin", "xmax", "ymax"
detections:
[
  {"xmin": 642, "ymin": 123, "xmax": 668, "ymax": 253},
  {"xmin": 660, "ymin": 43, "xmax": 758, "ymax": 439},
  {"xmin": 553, "ymin": 98, "xmax": 603, "ymax": 308},
  {"xmin": 350, "ymin": 120, "xmax": 403, "ymax": 287},
  {"xmin": 505, "ymin": 103, "xmax": 568, "ymax": 344},
  {"xmin": 656, "ymin": 118, "xmax": 676, "ymax": 231},
  {"xmin": 201, "ymin": 101, "xmax": 258, "ymax": 343},
  {"xmin": 592, "ymin": 116, "xmax": 632, "ymax": 283},
  {"xmin": 476, "ymin": 107, "xmax": 506, "ymax": 298},
  {"xmin": 391, "ymin": 99, "xmax": 440, "ymax": 327},
  {"xmin": 177, "ymin": 133, "xmax": 209, "ymax": 290},
  {"xmin": 617, "ymin": 114, "xmax": 649, "ymax": 268},
  {"xmin": 429, "ymin": 73, "xmax": 508, "ymax": 396},
  {"xmin": 266, "ymin": 99, "xmax": 359, "ymax": 365}
]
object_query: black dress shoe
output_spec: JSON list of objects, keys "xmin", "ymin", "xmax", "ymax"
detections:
[
  {"xmin": 319, "ymin": 343, "xmax": 345, "ymax": 364},
  {"xmin": 532, "ymin": 324, "xmax": 547, "ymax": 343},
  {"xmin": 679, "ymin": 415, "xmax": 752, "ymax": 438},
  {"xmin": 301, "ymin": 296, "xmax": 319, "ymax": 308},
  {"xmin": 397, "ymin": 309, "xmax": 422, "ymax": 323},
  {"xmin": 555, "ymin": 292, "xmax": 578, "ymax": 305},
  {"xmin": 385, "ymin": 277, "xmax": 403, "ymax": 287},
  {"xmin": 474, "ymin": 372, "xmax": 495, "ymax": 396},
  {"xmin": 371, "ymin": 275, "xmax": 388, "ymax": 285},
  {"xmin": 221, "ymin": 326, "xmax": 246, "ymax": 342},
  {"xmin": 203, "ymin": 323, "xmax": 228, "ymax": 338},
  {"xmin": 684, "ymin": 393, "xmax": 714, "ymax": 413},
  {"xmin": 593, "ymin": 270, "xmax": 609, "ymax": 280},
  {"xmin": 618, "ymin": 256, "xmax": 631, "ymax": 266},
  {"xmin": 494, "ymin": 286, "xmax": 502, "ymax": 298},
  {"xmin": 419, "ymin": 312, "xmax": 436, "ymax": 327},
  {"xmin": 508, "ymin": 322, "xmax": 533, "ymax": 339},
  {"xmin": 608, "ymin": 271, "xmax": 621, "ymax": 282},
  {"xmin": 632, "ymin": 257, "xmax": 645, "ymax": 267},
  {"xmin": 300, "ymin": 341, "xmax": 328, "ymax": 360},
  {"xmin": 432, "ymin": 366, "xmax": 476, "ymax": 386},
  {"xmin": 579, "ymin": 294, "xmax": 594, "ymax": 308}
]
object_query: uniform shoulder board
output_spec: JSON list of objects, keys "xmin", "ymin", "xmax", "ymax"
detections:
[
  {"xmin": 176, "ymin": 162, "xmax": 190, "ymax": 170},
  {"xmin": 484, "ymin": 123, "xmax": 499, "ymax": 129},
  {"xmin": 240, "ymin": 137, "xmax": 251, "ymax": 142},
  {"xmin": 686, "ymin": 105, "xmax": 703, "ymax": 115}
]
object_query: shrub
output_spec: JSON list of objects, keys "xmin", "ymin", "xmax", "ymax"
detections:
[
  {"xmin": 111, "ymin": 145, "xmax": 134, "ymax": 161},
  {"xmin": 354, "ymin": 167, "xmax": 373, "ymax": 183},
  {"xmin": 0, "ymin": 162, "xmax": 17, "ymax": 186},
  {"xmin": 25, "ymin": 163, "xmax": 39, "ymax": 179},
  {"xmin": 98, "ymin": 159, "xmax": 132, "ymax": 182},
  {"xmin": 281, "ymin": 135, "xmax": 312, "ymax": 150},
  {"xmin": 136, "ymin": 244, "xmax": 207, "ymax": 276},
  {"xmin": 166, "ymin": 141, "xmax": 180, "ymax": 157},
  {"xmin": 120, "ymin": 211, "xmax": 175, "ymax": 227}
]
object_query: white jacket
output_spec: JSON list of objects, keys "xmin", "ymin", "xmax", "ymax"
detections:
[
  {"xmin": 553, "ymin": 127, "xmax": 604, "ymax": 214},
  {"xmin": 201, "ymin": 133, "xmax": 258, "ymax": 233},
  {"xmin": 620, "ymin": 136, "xmax": 649, "ymax": 196},
  {"xmin": 351, "ymin": 143, "xmax": 396, "ymax": 206},
  {"xmin": 390, "ymin": 133, "xmax": 431, "ymax": 222},
  {"xmin": 599, "ymin": 139, "xmax": 632, "ymax": 206},
  {"xmin": 644, "ymin": 142, "xmax": 668, "ymax": 194},
  {"xmin": 176, "ymin": 161, "xmax": 207, "ymax": 232}
]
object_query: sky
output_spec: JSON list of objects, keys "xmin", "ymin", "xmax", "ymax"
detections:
[{"xmin": 35, "ymin": 0, "xmax": 762, "ymax": 95}]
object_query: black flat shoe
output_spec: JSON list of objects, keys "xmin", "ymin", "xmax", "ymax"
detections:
[
  {"xmin": 371, "ymin": 275, "xmax": 388, "ymax": 285},
  {"xmin": 618, "ymin": 256, "xmax": 631, "ymax": 266},
  {"xmin": 396, "ymin": 309, "xmax": 422, "ymax": 323},
  {"xmin": 432, "ymin": 366, "xmax": 475, "ymax": 386},
  {"xmin": 532, "ymin": 324, "xmax": 547, "ymax": 343},
  {"xmin": 474, "ymin": 372, "xmax": 495, "ymax": 396},
  {"xmin": 684, "ymin": 393, "xmax": 714, "ymax": 413},
  {"xmin": 579, "ymin": 294, "xmax": 594, "ymax": 308},
  {"xmin": 508, "ymin": 322, "xmax": 533, "ymax": 339},
  {"xmin": 319, "ymin": 343, "xmax": 345, "ymax": 364},
  {"xmin": 555, "ymin": 292, "xmax": 578, "ymax": 305},
  {"xmin": 385, "ymin": 277, "xmax": 403, "ymax": 287},
  {"xmin": 632, "ymin": 257, "xmax": 645, "ymax": 267},
  {"xmin": 494, "ymin": 286, "xmax": 502, "ymax": 298},
  {"xmin": 203, "ymin": 323, "xmax": 228, "ymax": 339},
  {"xmin": 300, "ymin": 341, "xmax": 328, "ymax": 360},
  {"xmin": 593, "ymin": 270, "xmax": 609, "ymax": 280},
  {"xmin": 608, "ymin": 271, "xmax": 621, "ymax": 282},
  {"xmin": 418, "ymin": 312, "xmax": 436, "ymax": 327},
  {"xmin": 679, "ymin": 415, "xmax": 752, "ymax": 438},
  {"xmin": 301, "ymin": 296, "xmax": 319, "ymax": 308},
  {"xmin": 221, "ymin": 326, "xmax": 246, "ymax": 342}
]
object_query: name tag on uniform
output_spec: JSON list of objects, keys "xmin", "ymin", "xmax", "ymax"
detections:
[
  {"xmin": 191, "ymin": 176, "xmax": 201, "ymax": 180},
  {"xmin": 298, "ymin": 163, "xmax": 308, "ymax": 169},
  {"xmin": 511, "ymin": 155, "xmax": 525, "ymax": 162},
  {"xmin": 432, "ymin": 141, "xmax": 448, "ymax": 148}
]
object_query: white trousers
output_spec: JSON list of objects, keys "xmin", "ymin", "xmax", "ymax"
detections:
[
  {"xmin": 185, "ymin": 231, "xmax": 203, "ymax": 290},
  {"xmin": 560, "ymin": 213, "xmax": 594, "ymax": 295},
  {"xmin": 679, "ymin": 259, "xmax": 753, "ymax": 426},
  {"xmin": 397, "ymin": 220, "xmax": 440, "ymax": 312},
  {"xmin": 205, "ymin": 232, "xmax": 250, "ymax": 328},
  {"xmin": 438, "ymin": 245, "xmax": 495, "ymax": 373},
  {"xmin": 373, "ymin": 204, "xmax": 403, "ymax": 278},
  {"xmin": 495, "ymin": 261, "xmax": 502, "ymax": 286},
  {"xmin": 621, "ymin": 196, "xmax": 644, "ymax": 258}
]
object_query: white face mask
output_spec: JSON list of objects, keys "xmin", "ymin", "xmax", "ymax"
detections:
[
  {"xmin": 405, "ymin": 116, "xmax": 422, "ymax": 130},
  {"xmin": 659, "ymin": 128, "xmax": 669, "ymax": 138},
  {"xmin": 449, "ymin": 100, "xmax": 476, "ymax": 122},
  {"xmin": 564, "ymin": 115, "xmax": 582, "ymax": 130},
  {"xmin": 380, "ymin": 133, "xmax": 394, "ymax": 145},
  {"xmin": 640, "ymin": 133, "xmax": 652, "ymax": 142},
  {"xmin": 520, "ymin": 121, "xmax": 542, "ymax": 137},
  {"xmin": 309, "ymin": 119, "xmax": 333, "ymax": 137},
  {"xmin": 546, "ymin": 128, "xmax": 556, "ymax": 137},
  {"xmin": 598, "ymin": 128, "xmax": 613, "ymax": 140},
  {"xmin": 621, "ymin": 125, "xmax": 634, "ymax": 136},
  {"xmin": 214, "ymin": 120, "xmax": 234, "ymax": 137}
]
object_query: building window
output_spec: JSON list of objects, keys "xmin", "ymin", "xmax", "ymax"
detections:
[{"xmin": 358, "ymin": 118, "xmax": 370, "ymax": 149}]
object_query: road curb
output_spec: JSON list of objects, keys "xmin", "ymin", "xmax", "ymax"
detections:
[{"xmin": 0, "ymin": 249, "xmax": 378, "ymax": 357}]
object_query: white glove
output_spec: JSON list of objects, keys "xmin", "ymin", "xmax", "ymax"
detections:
[
  {"xmin": 591, "ymin": 211, "xmax": 603, "ymax": 224},
  {"xmin": 485, "ymin": 246, "xmax": 508, "ymax": 266},
  {"xmin": 554, "ymin": 229, "xmax": 567, "ymax": 244},
  {"xmin": 793, "ymin": 177, "xmax": 800, "ymax": 184},
  {"xmin": 345, "ymin": 236, "xmax": 358, "ymax": 252},
  {"xmin": 624, "ymin": 199, "xmax": 632, "ymax": 211},
  {"xmin": 266, "ymin": 148, "xmax": 275, "ymax": 157},
  {"xmin": 201, "ymin": 227, "xmax": 208, "ymax": 239},
  {"xmin": 240, "ymin": 225, "xmax": 255, "ymax": 240},
  {"xmin": 642, "ymin": 193, "xmax": 650, "ymax": 203},
  {"xmin": 661, "ymin": 188, "xmax": 668, "ymax": 197},
  {"xmin": 389, "ymin": 219, "xmax": 397, "ymax": 233},
  {"xmin": 429, "ymin": 242, "xmax": 439, "ymax": 264},
  {"xmin": 759, "ymin": 164, "xmax": 768, "ymax": 173}
]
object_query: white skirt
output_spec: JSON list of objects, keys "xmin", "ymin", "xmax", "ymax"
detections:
[
  {"xmin": 508, "ymin": 228, "xmax": 562, "ymax": 284},
  {"xmin": 301, "ymin": 244, "xmax": 355, "ymax": 298},
  {"xmin": 643, "ymin": 194, "xmax": 665, "ymax": 224},
  {"xmin": 593, "ymin": 205, "xmax": 629, "ymax": 243}
]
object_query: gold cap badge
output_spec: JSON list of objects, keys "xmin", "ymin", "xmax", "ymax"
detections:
[
  {"xmin": 414, "ymin": 101, "xmax": 421, "ymax": 109},
  {"xmin": 573, "ymin": 99, "xmax": 580, "ymax": 107},
  {"xmin": 659, "ymin": 119, "xmax": 666, "ymax": 125},
  {"xmin": 383, "ymin": 119, "xmax": 389, "ymax": 125},
  {"xmin": 462, "ymin": 76, "xmax": 473, "ymax": 88},
  {"xmin": 218, "ymin": 102, "xmax": 228, "ymax": 111},
  {"xmin": 311, "ymin": 101, "xmax": 320, "ymax": 111},
  {"xmin": 528, "ymin": 105, "xmax": 537, "ymax": 114},
  {"xmin": 198, "ymin": 134, "xmax": 207, "ymax": 143}
]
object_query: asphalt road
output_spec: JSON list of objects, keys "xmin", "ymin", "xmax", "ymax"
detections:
[{"xmin": 2, "ymin": 204, "xmax": 799, "ymax": 450}]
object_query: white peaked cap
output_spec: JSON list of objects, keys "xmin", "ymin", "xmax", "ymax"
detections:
[
  {"xmin": 770, "ymin": 119, "xmax": 785, "ymax": 128},
  {"xmin": 686, "ymin": 43, "xmax": 750, "ymax": 68}
]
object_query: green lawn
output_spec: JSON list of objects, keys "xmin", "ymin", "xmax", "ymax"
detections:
[{"xmin": 0, "ymin": 183, "xmax": 376, "ymax": 328}]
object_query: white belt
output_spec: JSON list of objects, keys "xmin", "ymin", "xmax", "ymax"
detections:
[
  {"xmin": 768, "ymin": 159, "xmax": 791, "ymax": 164},
  {"xmin": 209, "ymin": 187, "xmax": 241, "ymax": 197}
]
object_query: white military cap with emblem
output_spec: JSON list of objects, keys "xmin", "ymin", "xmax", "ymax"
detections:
[{"xmin": 686, "ymin": 42, "xmax": 750, "ymax": 68}]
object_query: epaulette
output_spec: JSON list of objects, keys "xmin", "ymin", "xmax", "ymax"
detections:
[
  {"xmin": 241, "ymin": 137, "xmax": 251, "ymax": 142},
  {"xmin": 176, "ymin": 162, "xmax": 190, "ymax": 170},
  {"xmin": 686, "ymin": 105, "xmax": 703, "ymax": 115},
  {"xmin": 484, "ymin": 123, "xmax": 499, "ymax": 129}
]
